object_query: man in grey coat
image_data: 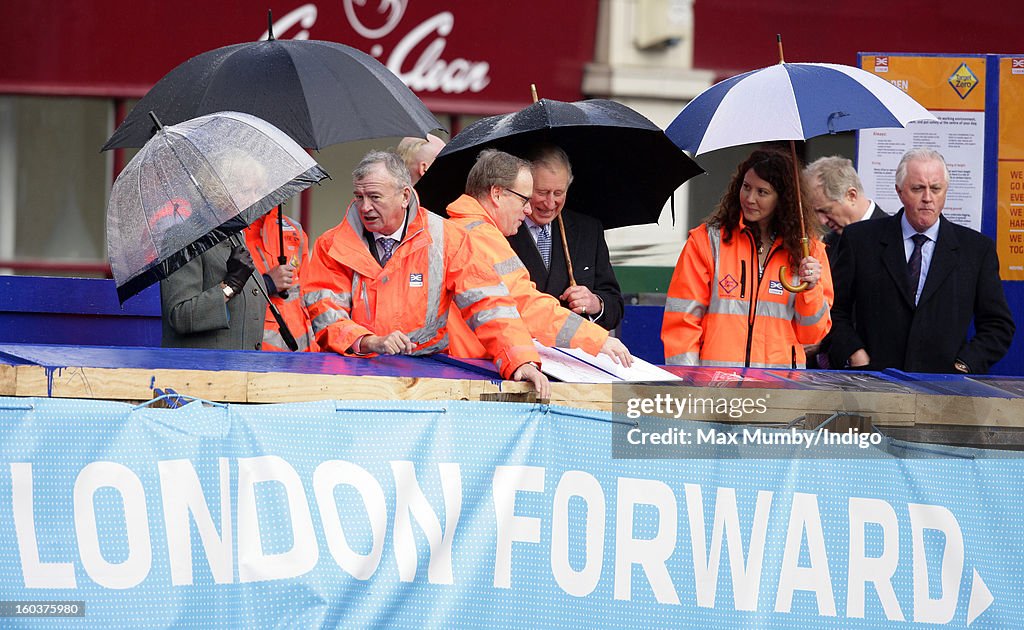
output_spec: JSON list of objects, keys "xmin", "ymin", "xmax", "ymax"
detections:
[{"xmin": 161, "ymin": 239, "xmax": 266, "ymax": 350}]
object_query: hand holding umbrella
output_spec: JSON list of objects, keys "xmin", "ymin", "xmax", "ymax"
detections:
[{"xmin": 223, "ymin": 244, "xmax": 257, "ymax": 295}]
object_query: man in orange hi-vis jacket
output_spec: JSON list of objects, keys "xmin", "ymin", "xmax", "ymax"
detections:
[
  {"xmin": 445, "ymin": 149, "xmax": 632, "ymax": 367},
  {"xmin": 302, "ymin": 150, "xmax": 550, "ymax": 397},
  {"xmin": 242, "ymin": 210, "xmax": 318, "ymax": 352}
]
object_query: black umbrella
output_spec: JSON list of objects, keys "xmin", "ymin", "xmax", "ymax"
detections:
[
  {"xmin": 415, "ymin": 98, "xmax": 704, "ymax": 229},
  {"xmin": 103, "ymin": 14, "xmax": 443, "ymax": 282},
  {"xmin": 102, "ymin": 33, "xmax": 442, "ymax": 151}
]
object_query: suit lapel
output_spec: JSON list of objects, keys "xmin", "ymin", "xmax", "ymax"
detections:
[
  {"xmin": 880, "ymin": 212, "xmax": 916, "ymax": 308},
  {"xmin": 917, "ymin": 217, "xmax": 958, "ymax": 307},
  {"xmin": 509, "ymin": 225, "xmax": 548, "ymax": 285}
]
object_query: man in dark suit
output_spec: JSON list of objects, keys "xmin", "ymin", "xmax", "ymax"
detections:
[
  {"xmin": 507, "ymin": 144, "xmax": 624, "ymax": 330},
  {"xmin": 829, "ymin": 148, "xmax": 1014, "ymax": 374},
  {"xmin": 802, "ymin": 156, "xmax": 887, "ymax": 367},
  {"xmin": 804, "ymin": 155, "xmax": 887, "ymax": 265}
]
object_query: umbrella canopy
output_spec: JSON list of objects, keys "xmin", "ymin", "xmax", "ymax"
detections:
[
  {"xmin": 107, "ymin": 111, "xmax": 328, "ymax": 303},
  {"xmin": 415, "ymin": 98, "xmax": 704, "ymax": 229},
  {"xmin": 102, "ymin": 38, "xmax": 443, "ymax": 151},
  {"xmin": 667, "ymin": 62, "xmax": 936, "ymax": 155}
]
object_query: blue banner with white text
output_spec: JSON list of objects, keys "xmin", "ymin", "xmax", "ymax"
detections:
[{"xmin": 0, "ymin": 396, "xmax": 1022, "ymax": 628}]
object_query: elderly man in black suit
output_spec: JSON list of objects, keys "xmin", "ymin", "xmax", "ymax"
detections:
[
  {"xmin": 804, "ymin": 156, "xmax": 888, "ymax": 265},
  {"xmin": 829, "ymin": 148, "xmax": 1014, "ymax": 374},
  {"xmin": 506, "ymin": 144, "xmax": 625, "ymax": 331},
  {"xmin": 802, "ymin": 156, "xmax": 887, "ymax": 367}
]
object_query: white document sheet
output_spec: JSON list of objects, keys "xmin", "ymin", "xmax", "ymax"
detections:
[{"xmin": 533, "ymin": 341, "xmax": 682, "ymax": 383}]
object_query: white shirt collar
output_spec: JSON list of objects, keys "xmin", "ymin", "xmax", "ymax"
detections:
[{"xmin": 857, "ymin": 199, "xmax": 877, "ymax": 223}]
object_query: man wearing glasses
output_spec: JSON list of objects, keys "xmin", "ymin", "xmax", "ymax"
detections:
[
  {"xmin": 303, "ymin": 150, "xmax": 550, "ymax": 397},
  {"xmin": 445, "ymin": 149, "xmax": 633, "ymax": 367}
]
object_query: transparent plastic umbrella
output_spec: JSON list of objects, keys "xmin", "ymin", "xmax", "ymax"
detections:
[{"xmin": 106, "ymin": 110, "xmax": 328, "ymax": 304}]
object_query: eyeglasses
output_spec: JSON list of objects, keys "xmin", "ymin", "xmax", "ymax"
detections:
[{"xmin": 504, "ymin": 187, "xmax": 531, "ymax": 207}]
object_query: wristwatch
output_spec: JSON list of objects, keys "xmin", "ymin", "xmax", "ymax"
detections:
[
  {"xmin": 954, "ymin": 359, "xmax": 970, "ymax": 373},
  {"xmin": 222, "ymin": 284, "xmax": 235, "ymax": 299}
]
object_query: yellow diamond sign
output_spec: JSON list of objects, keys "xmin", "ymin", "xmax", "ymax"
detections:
[{"xmin": 948, "ymin": 63, "xmax": 979, "ymax": 99}]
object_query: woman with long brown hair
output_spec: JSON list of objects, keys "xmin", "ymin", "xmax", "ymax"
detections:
[{"xmin": 662, "ymin": 147, "xmax": 833, "ymax": 369}]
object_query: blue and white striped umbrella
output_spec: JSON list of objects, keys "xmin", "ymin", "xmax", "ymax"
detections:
[{"xmin": 667, "ymin": 62, "xmax": 936, "ymax": 155}]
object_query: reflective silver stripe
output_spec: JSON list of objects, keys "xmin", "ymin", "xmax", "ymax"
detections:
[
  {"xmin": 454, "ymin": 283, "xmax": 510, "ymax": 310},
  {"xmin": 705, "ymin": 227, "xmax": 724, "ymax": 316},
  {"xmin": 665, "ymin": 296, "xmax": 706, "ymax": 318},
  {"xmin": 311, "ymin": 307, "xmax": 349, "ymax": 333},
  {"xmin": 796, "ymin": 301, "xmax": 829, "ymax": 326},
  {"xmin": 409, "ymin": 310, "xmax": 448, "ymax": 345},
  {"xmin": 753, "ymin": 300, "xmax": 792, "ymax": 321},
  {"xmin": 493, "ymin": 255, "xmax": 525, "ymax": 276},
  {"xmin": 253, "ymin": 246, "xmax": 273, "ymax": 275},
  {"xmin": 406, "ymin": 213, "xmax": 448, "ymax": 344},
  {"xmin": 466, "ymin": 305, "xmax": 520, "ymax": 331},
  {"xmin": 665, "ymin": 352, "xmax": 699, "ymax": 366},
  {"xmin": 705, "ymin": 297, "xmax": 791, "ymax": 321},
  {"xmin": 303, "ymin": 288, "xmax": 351, "ymax": 310},
  {"xmin": 411, "ymin": 333, "xmax": 449, "ymax": 356},
  {"xmin": 306, "ymin": 288, "xmax": 353, "ymax": 334},
  {"xmin": 463, "ymin": 220, "xmax": 486, "ymax": 232},
  {"xmin": 555, "ymin": 312, "xmax": 584, "ymax": 347},
  {"xmin": 706, "ymin": 299, "xmax": 747, "ymax": 317},
  {"xmin": 264, "ymin": 327, "xmax": 316, "ymax": 352}
]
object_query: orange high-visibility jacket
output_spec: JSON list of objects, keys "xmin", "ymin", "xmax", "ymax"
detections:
[
  {"xmin": 302, "ymin": 198, "xmax": 539, "ymax": 379},
  {"xmin": 445, "ymin": 195, "xmax": 608, "ymax": 359},
  {"xmin": 243, "ymin": 211, "xmax": 318, "ymax": 352},
  {"xmin": 662, "ymin": 221, "xmax": 833, "ymax": 368}
]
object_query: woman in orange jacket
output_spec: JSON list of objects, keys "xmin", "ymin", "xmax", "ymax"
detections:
[{"xmin": 662, "ymin": 148, "xmax": 832, "ymax": 369}]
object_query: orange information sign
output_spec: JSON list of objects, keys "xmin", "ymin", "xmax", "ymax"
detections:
[
  {"xmin": 858, "ymin": 55, "xmax": 986, "ymax": 232},
  {"xmin": 861, "ymin": 55, "xmax": 987, "ymax": 111},
  {"xmin": 997, "ymin": 57, "xmax": 1024, "ymax": 279}
]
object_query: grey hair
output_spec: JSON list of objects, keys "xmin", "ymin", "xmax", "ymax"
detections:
[
  {"xmin": 895, "ymin": 148, "xmax": 949, "ymax": 187},
  {"xmin": 353, "ymin": 150, "xmax": 412, "ymax": 189},
  {"xmin": 804, "ymin": 155, "xmax": 863, "ymax": 201},
  {"xmin": 466, "ymin": 149, "xmax": 531, "ymax": 199},
  {"xmin": 528, "ymin": 143, "xmax": 574, "ymax": 185}
]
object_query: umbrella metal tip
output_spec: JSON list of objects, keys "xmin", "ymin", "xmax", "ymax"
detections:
[{"xmin": 267, "ymin": 9, "xmax": 275, "ymax": 40}]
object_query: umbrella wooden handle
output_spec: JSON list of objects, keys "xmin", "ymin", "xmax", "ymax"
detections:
[
  {"xmin": 555, "ymin": 213, "xmax": 576, "ymax": 287},
  {"xmin": 778, "ymin": 238, "xmax": 810, "ymax": 293}
]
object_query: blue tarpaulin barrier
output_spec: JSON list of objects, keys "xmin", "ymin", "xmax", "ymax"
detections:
[{"xmin": 0, "ymin": 396, "xmax": 1021, "ymax": 628}]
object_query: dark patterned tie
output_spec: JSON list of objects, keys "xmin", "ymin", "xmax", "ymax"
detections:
[
  {"xmin": 907, "ymin": 233, "xmax": 928, "ymax": 303},
  {"xmin": 537, "ymin": 225, "xmax": 551, "ymax": 269},
  {"xmin": 379, "ymin": 237, "xmax": 398, "ymax": 266}
]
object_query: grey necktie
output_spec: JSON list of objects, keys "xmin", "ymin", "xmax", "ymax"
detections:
[
  {"xmin": 537, "ymin": 224, "xmax": 551, "ymax": 269},
  {"xmin": 908, "ymin": 233, "xmax": 928, "ymax": 303},
  {"xmin": 379, "ymin": 237, "xmax": 398, "ymax": 266}
]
